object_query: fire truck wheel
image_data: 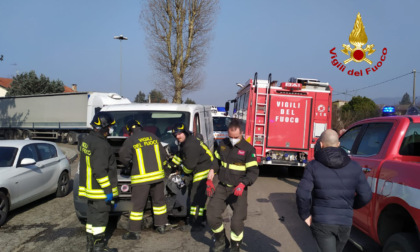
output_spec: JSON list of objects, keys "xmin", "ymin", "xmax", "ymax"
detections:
[{"xmin": 383, "ymin": 232, "xmax": 420, "ymax": 252}]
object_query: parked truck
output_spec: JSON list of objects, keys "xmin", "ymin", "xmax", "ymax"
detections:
[
  {"xmin": 339, "ymin": 115, "xmax": 420, "ymax": 251},
  {"xmin": 0, "ymin": 92, "xmax": 130, "ymax": 144}
]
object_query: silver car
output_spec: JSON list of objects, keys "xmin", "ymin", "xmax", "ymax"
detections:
[{"xmin": 0, "ymin": 140, "xmax": 71, "ymax": 226}]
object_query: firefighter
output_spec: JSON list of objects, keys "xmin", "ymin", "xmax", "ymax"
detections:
[
  {"xmin": 170, "ymin": 123, "xmax": 214, "ymax": 231},
  {"xmin": 78, "ymin": 112, "xmax": 119, "ymax": 252},
  {"xmin": 206, "ymin": 119, "xmax": 259, "ymax": 252},
  {"xmin": 119, "ymin": 119, "xmax": 169, "ymax": 240}
]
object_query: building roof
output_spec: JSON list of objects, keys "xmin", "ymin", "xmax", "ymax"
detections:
[
  {"xmin": 63, "ymin": 85, "xmax": 76, "ymax": 93},
  {"xmin": 0, "ymin": 77, "xmax": 13, "ymax": 89}
]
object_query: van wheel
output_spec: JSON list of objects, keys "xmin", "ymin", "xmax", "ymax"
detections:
[
  {"xmin": 383, "ymin": 232, "xmax": 420, "ymax": 252},
  {"xmin": 56, "ymin": 171, "xmax": 70, "ymax": 197},
  {"xmin": 0, "ymin": 191, "xmax": 10, "ymax": 227}
]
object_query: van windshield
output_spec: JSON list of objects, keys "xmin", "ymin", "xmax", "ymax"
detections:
[
  {"xmin": 107, "ymin": 111, "xmax": 190, "ymax": 153},
  {"xmin": 213, "ymin": 117, "xmax": 230, "ymax": 131}
]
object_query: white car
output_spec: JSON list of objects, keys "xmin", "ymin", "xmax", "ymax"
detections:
[{"xmin": 0, "ymin": 140, "xmax": 71, "ymax": 226}]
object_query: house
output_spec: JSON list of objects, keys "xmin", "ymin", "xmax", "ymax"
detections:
[
  {"xmin": 0, "ymin": 77, "xmax": 77, "ymax": 97},
  {"xmin": 0, "ymin": 78, "xmax": 12, "ymax": 97}
]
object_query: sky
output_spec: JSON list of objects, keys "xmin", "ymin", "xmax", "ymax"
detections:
[{"xmin": 1, "ymin": 0, "xmax": 419, "ymax": 106}]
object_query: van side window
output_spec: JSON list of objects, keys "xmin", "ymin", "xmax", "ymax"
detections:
[
  {"xmin": 193, "ymin": 113, "xmax": 200, "ymax": 137},
  {"xmin": 356, "ymin": 123, "xmax": 392, "ymax": 156}
]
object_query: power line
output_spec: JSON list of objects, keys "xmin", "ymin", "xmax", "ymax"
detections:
[{"xmin": 333, "ymin": 71, "xmax": 414, "ymax": 96}]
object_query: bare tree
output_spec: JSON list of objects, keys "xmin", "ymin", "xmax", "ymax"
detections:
[{"xmin": 140, "ymin": 0, "xmax": 219, "ymax": 103}]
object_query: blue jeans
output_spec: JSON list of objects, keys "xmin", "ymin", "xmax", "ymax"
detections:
[{"xmin": 310, "ymin": 222, "xmax": 351, "ymax": 252}]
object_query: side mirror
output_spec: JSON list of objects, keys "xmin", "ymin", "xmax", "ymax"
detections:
[
  {"xmin": 20, "ymin": 158, "xmax": 36, "ymax": 166},
  {"xmin": 225, "ymin": 102, "xmax": 230, "ymax": 113}
]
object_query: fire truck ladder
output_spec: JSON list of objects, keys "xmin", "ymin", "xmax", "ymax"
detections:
[{"xmin": 252, "ymin": 73, "xmax": 272, "ymax": 160}]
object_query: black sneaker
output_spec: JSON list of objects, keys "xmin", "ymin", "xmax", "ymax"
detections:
[
  {"xmin": 156, "ymin": 225, "xmax": 166, "ymax": 234},
  {"xmin": 122, "ymin": 232, "xmax": 140, "ymax": 240}
]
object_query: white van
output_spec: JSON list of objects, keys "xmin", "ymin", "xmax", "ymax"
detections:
[
  {"xmin": 74, "ymin": 103, "xmax": 214, "ymax": 223},
  {"xmin": 101, "ymin": 103, "xmax": 215, "ymax": 153}
]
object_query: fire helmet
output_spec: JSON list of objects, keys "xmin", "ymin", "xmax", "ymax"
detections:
[
  {"xmin": 171, "ymin": 123, "xmax": 188, "ymax": 137},
  {"xmin": 126, "ymin": 119, "xmax": 142, "ymax": 133},
  {"xmin": 90, "ymin": 112, "xmax": 116, "ymax": 130}
]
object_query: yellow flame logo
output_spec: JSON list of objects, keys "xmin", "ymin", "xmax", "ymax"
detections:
[
  {"xmin": 341, "ymin": 13, "xmax": 376, "ymax": 64},
  {"xmin": 94, "ymin": 117, "xmax": 101, "ymax": 125}
]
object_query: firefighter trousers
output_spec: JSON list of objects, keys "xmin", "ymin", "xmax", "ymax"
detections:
[
  {"xmin": 86, "ymin": 200, "xmax": 111, "ymax": 235},
  {"xmin": 188, "ymin": 178, "xmax": 207, "ymax": 224},
  {"xmin": 128, "ymin": 181, "xmax": 168, "ymax": 232},
  {"xmin": 207, "ymin": 183, "xmax": 248, "ymax": 241}
]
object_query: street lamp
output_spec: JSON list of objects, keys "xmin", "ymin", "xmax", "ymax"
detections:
[{"xmin": 114, "ymin": 35, "xmax": 128, "ymax": 96}]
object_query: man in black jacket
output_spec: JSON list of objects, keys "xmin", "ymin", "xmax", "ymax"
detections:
[
  {"xmin": 171, "ymin": 123, "xmax": 214, "ymax": 231},
  {"xmin": 119, "ymin": 119, "xmax": 169, "ymax": 240},
  {"xmin": 296, "ymin": 129, "xmax": 372, "ymax": 252},
  {"xmin": 206, "ymin": 119, "xmax": 259, "ymax": 252},
  {"xmin": 79, "ymin": 112, "xmax": 118, "ymax": 252}
]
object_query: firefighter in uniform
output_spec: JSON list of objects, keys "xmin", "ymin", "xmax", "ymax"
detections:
[
  {"xmin": 206, "ymin": 119, "xmax": 259, "ymax": 252},
  {"xmin": 78, "ymin": 112, "xmax": 119, "ymax": 252},
  {"xmin": 119, "ymin": 119, "xmax": 169, "ymax": 240},
  {"xmin": 170, "ymin": 123, "xmax": 214, "ymax": 231}
]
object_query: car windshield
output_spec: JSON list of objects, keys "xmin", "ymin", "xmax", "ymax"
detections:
[
  {"xmin": 0, "ymin": 147, "xmax": 18, "ymax": 167},
  {"xmin": 213, "ymin": 117, "xmax": 230, "ymax": 131},
  {"xmin": 108, "ymin": 110, "xmax": 190, "ymax": 154}
]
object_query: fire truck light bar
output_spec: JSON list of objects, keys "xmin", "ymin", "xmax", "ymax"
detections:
[{"xmin": 281, "ymin": 82, "xmax": 302, "ymax": 90}]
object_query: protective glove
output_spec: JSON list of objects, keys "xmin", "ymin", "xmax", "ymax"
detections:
[
  {"xmin": 172, "ymin": 155, "xmax": 182, "ymax": 165},
  {"xmin": 105, "ymin": 193, "xmax": 113, "ymax": 203},
  {"xmin": 234, "ymin": 183, "xmax": 246, "ymax": 197},
  {"xmin": 206, "ymin": 179, "xmax": 215, "ymax": 197}
]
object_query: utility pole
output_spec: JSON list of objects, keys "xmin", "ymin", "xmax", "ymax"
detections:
[
  {"xmin": 413, "ymin": 69, "xmax": 417, "ymax": 105},
  {"xmin": 113, "ymin": 35, "xmax": 128, "ymax": 96}
]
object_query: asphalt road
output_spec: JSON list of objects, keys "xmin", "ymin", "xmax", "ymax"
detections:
[{"xmin": 0, "ymin": 143, "xmax": 378, "ymax": 252}]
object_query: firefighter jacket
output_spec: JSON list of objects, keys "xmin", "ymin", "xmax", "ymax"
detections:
[
  {"xmin": 177, "ymin": 135, "xmax": 214, "ymax": 183},
  {"xmin": 119, "ymin": 128, "xmax": 168, "ymax": 185},
  {"xmin": 213, "ymin": 137, "xmax": 259, "ymax": 187},
  {"xmin": 78, "ymin": 131, "xmax": 119, "ymax": 200}
]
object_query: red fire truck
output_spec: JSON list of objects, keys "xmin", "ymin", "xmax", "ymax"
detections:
[{"xmin": 226, "ymin": 73, "xmax": 333, "ymax": 167}]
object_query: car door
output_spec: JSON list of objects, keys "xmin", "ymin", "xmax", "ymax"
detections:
[
  {"xmin": 34, "ymin": 143, "xmax": 60, "ymax": 194},
  {"xmin": 12, "ymin": 144, "xmax": 42, "ymax": 207},
  {"xmin": 342, "ymin": 122, "xmax": 394, "ymax": 233}
]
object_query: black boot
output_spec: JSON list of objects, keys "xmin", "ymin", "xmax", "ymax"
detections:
[
  {"xmin": 93, "ymin": 233, "xmax": 118, "ymax": 252},
  {"xmin": 185, "ymin": 216, "xmax": 205, "ymax": 232},
  {"xmin": 230, "ymin": 240, "xmax": 242, "ymax": 252},
  {"xmin": 212, "ymin": 230, "xmax": 230, "ymax": 252},
  {"xmin": 122, "ymin": 231, "xmax": 140, "ymax": 240},
  {"xmin": 156, "ymin": 225, "xmax": 166, "ymax": 234},
  {"xmin": 86, "ymin": 233, "xmax": 94, "ymax": 252}
]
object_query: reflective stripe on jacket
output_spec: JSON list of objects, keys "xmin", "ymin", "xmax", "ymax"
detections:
[
  {"xmin": 213, "ymin": 137, "xmax": 259, "ymax": 187},
  {"xmin": 119, "ymin": 128, "xmax": 167, "ymax": 185},
  {"xmin": 179, "ymin": 135, "xmax": 214, "ymax": 183},
  {"xmin": 78, "ymin": 131, "xmax": 119, "ymax": 200}
]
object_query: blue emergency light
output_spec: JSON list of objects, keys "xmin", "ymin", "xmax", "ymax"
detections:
[
  {"xmin": 217, "ymin": 107, "xmax": 226, "ymax": 112},
  {"xmin": 382, "ymin": 106, "xmax": 396, "ymax": 116}
]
